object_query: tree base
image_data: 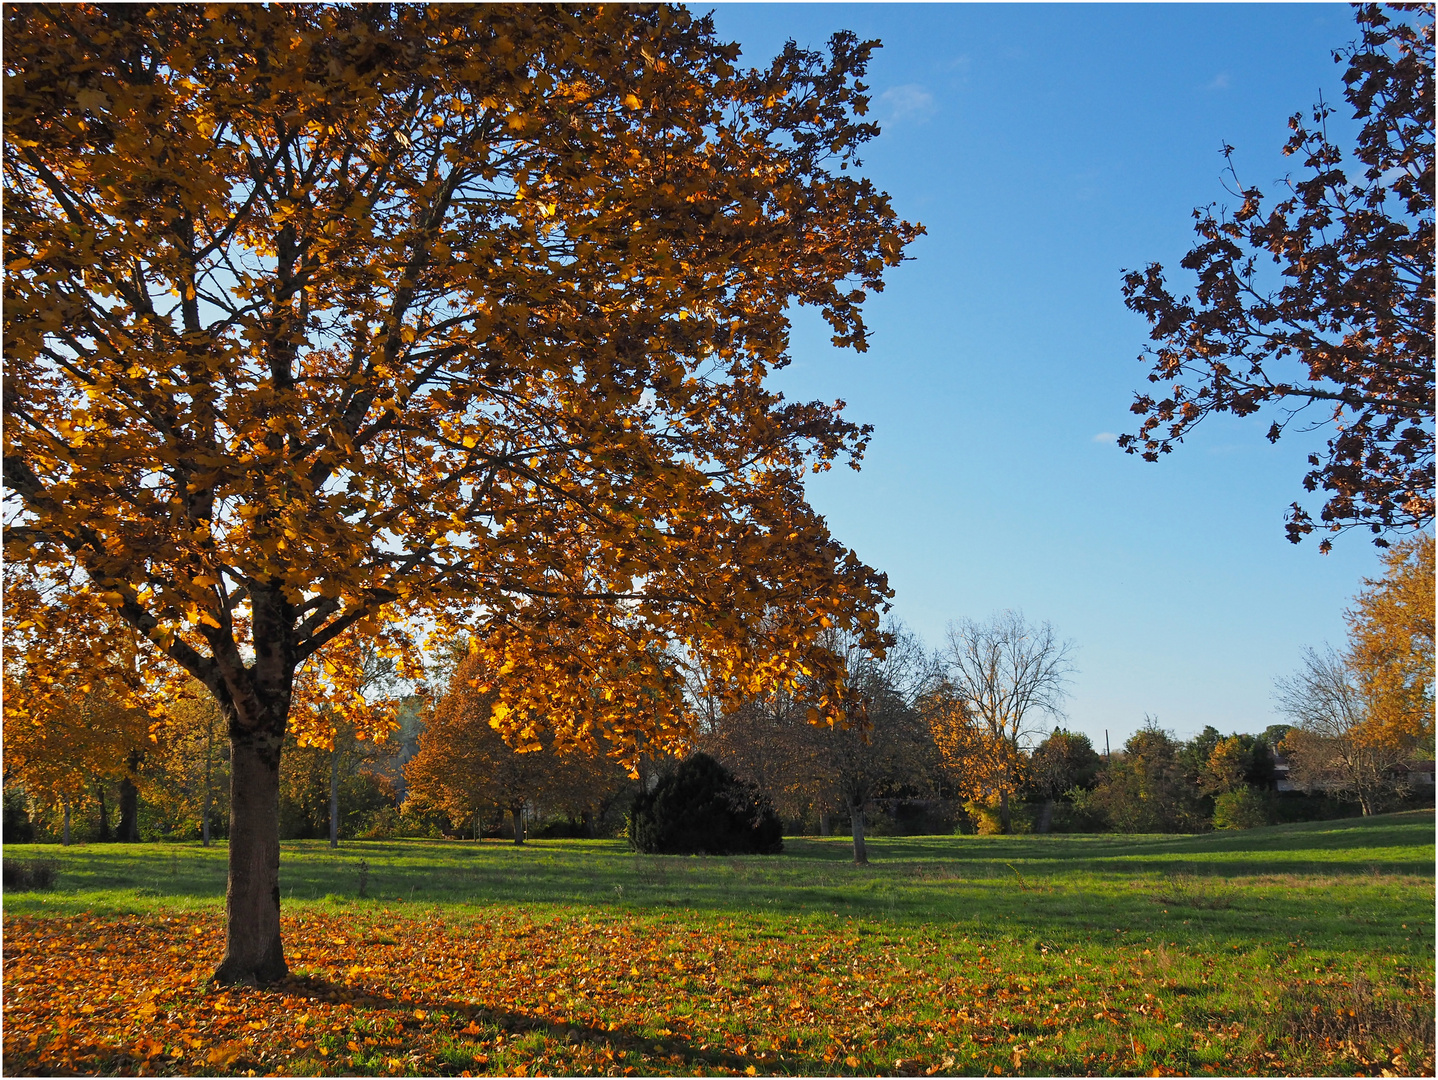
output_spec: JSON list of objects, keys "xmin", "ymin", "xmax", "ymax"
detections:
[{"xmin": 210, "ymin": 951, "xmax": 287, "ymax": 988}]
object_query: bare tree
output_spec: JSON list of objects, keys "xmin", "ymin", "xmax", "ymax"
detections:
[
  {"xmin": 942, "ymin": 611, "xmax": 1074, "ymax": 833},
  {"xmin": 808, "ymin": 622, "xmax": 935, "ymax": 864},
  {"xmin": 1275, "ymin": 645, "xmax": 1405, "ymax": 815}
]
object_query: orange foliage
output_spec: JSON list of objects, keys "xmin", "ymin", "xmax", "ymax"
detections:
[
  {"xmin": 1346, "ymin": 534, "xmax": 1436, "ymax": 752},
  {"xmin": 5, "ymin": 4, "xmax": 917, "ymax": 980},
  {"xmin": 404, "ymin": 649, "xmax": 629, "ymax": 837},
  {"xmin": 924, "ymin": 688, "xmax": 1023, "ymax": 805}
]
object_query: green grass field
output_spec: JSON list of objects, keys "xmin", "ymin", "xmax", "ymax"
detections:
[{"xmin": 3, "ymin": 811, "xmax": 1433, "ymax": 1076}]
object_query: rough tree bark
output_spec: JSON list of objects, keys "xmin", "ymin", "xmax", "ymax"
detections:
[
  {"xmin": 214, "ymin": 725, "xmax": 287, "ymax": 985},
  {"xmin": 209, "ymin": 594, "xmax": 295, "ymax": 987},
  {"xmin": 509, "ymin": 803, "xmax": 525, "ymax": 845}
]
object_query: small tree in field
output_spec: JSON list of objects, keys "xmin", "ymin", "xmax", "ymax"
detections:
[
  {"xmin": 405, "ymin": 649, "xmax": 625, "ymax": 843},
  {"xmin": 4, "ymin": 5, "xmax": 916, "ymax": 983},
  {"xmin": 806, "ymin": 624, "xmax": 932, "ymax": 864},
  {"xmin": 1025, "ymin": 729, "xmax": 1102, "ymax": 832}
]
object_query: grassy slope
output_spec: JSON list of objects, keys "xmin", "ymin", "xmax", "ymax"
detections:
[{"xmin": 3, "ymin": 812, "xmax": 1433, "ymax": 1076}]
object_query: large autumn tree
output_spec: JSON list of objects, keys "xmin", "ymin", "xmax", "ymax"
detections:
[
  {"xmin": 1121, "ymin": 4, "xmax": 1433, "ymax": 551},
  {"xmin": 1275, "ymin": 533, "xmax": 1434, "ymax": 814},
  {"xmin": 3, "ymin": 4, "xmax": 918, "ymax": 984}
]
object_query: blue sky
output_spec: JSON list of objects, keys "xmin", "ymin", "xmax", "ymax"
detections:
[{"xmin": 701, "ymin": 4, "xmax": 1391, "ymax": 750}]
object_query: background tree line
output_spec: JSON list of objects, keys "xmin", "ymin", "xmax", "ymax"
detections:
[{"xmin": 8, "ymin": 534, "xmax": 1429, "ymax": 856}]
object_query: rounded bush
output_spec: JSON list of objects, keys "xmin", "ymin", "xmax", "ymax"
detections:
[
  {"xmin": 1213, "ymin": 786, "xmax": 1272, "ymax": 830},
  {"xmin": 629, "ymin": 753, "xmax": 783, "ymax": 855}
]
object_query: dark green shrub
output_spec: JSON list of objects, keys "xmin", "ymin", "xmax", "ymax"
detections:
[
  {"xmin": 1272, "ymin": 790, "xmax": 1363, "ymax": 823},
  {"xmin": 870, "ymin": 799, "xmax": 961, "ymax": 836},
  {"xmin": 4, "ymin": 858, "xmax": 57, "ymax": 890},
  {"xmin": 628, "ymin": 753, "xmax": 782, "ymax": 855},
  {"xmin": 3, "ymin": 786, "xmax": 35, "ymax": 844}
]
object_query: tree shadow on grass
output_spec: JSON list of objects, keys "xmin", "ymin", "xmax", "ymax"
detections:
[
  {"xmin": 249, "ymin": 974, "xmax": 819, "ymax": 1077},
  {"xmin": 3, "ymin": 974, "xmax": 800, "ymax": 1077}
]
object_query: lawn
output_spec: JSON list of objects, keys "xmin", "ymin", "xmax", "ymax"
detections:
[{"xmin": 3, "ymin": 811, "xmax": 1433, "ymax": 1076}]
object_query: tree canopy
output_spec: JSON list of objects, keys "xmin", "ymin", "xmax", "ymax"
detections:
[
  {"xmin": 1121, "ymin": 4, "xmax": 1434, "ymax": 551},
  {"xmin": 3, "ymin": 3, "xmax": 918, "ymax": 983},
  {"xmin": 1345, "ymin": 533, "xmax": 1435, "ymax": 748}
]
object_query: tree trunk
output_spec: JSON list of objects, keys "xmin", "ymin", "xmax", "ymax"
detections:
[
  {"xmin": 202, "ymin": 708, "xmax": 214, "ymax": 847},
  {"xmin": 819, "ymin": 810, "xmax": 831, "ymax": 837},
  {"xmin": 999, "ymin": 789, "xmax": 1012, "ymax": 835},
  {"xmin": 848, "ymin": 799, "xmax": 868, "ymax": 865},
  {"xmin": 510, "ymin": 803, "xmax": 525, "ymax": 845},
  {"xmin": 329, "ymin": 744, "xmax": 340, "ymax": 849},
  {"xmin": 97, "ymin": 783, "xmax": 111, "ymax": 842},
  {"xmin": 118, "ymin": 777, "xmax": 140, "ymax": 842},
  {"xmin": 62, "ymin": 796, "xmax": 71, "ymax": 846},
  {"xmin": 1038, "ymin": 798, "xmax": 1054, "ymax": 834},
  {"xmin": 212, "ymin": 730, "xmax": 287, "ymax": 986},
  {"xmin": 118, "ymin": 749, "xmax": 142, "ymax": 842}
]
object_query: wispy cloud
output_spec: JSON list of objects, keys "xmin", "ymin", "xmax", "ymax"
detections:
[
  {"xmin": 1092, "ymin": 432, "xmax": 1118, "ymax": 444},
  {"xmin": 877, "ymin": 84, "xmax": 935, "ymax": 123},
  {"xmin": 1204, "ymin": 71, "xmax": 1231, "ymax": 91}
]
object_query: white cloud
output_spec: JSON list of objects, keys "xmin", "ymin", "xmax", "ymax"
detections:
[
  {"xmin": 878, "ymin": 84, "xmax": 935, "ymax": 123},
  {"xmin": 1092, "ymin": 432, "xmax": 1118, "ymax": 444},
  {"xmin": 1204, "ymin": 72, "xmax": 1231, "ymax": 91}
]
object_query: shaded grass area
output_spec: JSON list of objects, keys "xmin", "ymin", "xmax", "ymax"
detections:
[{"xmin": 3, "ymin": 812, "xmax": 1433, "ymax": 1076}]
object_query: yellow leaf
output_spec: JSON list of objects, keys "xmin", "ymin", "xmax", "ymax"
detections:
[{"xmin": 207, "ymin": 1042, "xmax": 245, "ymax": 1068}]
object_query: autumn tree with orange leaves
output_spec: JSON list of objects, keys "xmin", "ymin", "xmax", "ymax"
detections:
[
  {"xmin": 405, "ymin": 648, "xmax": 630, "ymax": 843},
  {"xmin": 1276, "ymin": 535, "xmax": 1434, "ymax": 814},
  {"xmin": 2, "ymin": 567, "xmax": 161, "ymax": 843},
  {"xmin": 1345, "ymin": 534, "xmax": 1435, "ymax": 751},
  {"xmin": 4, "ymin": 4, "xmax": 917, "ymax": 983},
  {"xmin": 937, "ymin": 612, "xmax": 1074, "ymax": 834}
]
